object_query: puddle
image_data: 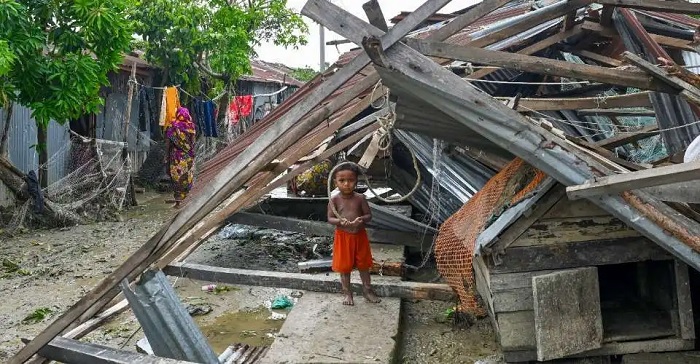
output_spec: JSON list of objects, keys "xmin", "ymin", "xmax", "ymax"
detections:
[{"xmin": 198, "ymin": 306, "xmax": 286, "ymax": 353}]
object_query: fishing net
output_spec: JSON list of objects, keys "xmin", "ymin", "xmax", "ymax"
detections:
[
  {"xmin": 2, "ymin": 136, "xmax": 133, "ymax": 233},
  {"xmin": 434, "ymin": 158, "xmax": 547, "ymax": 321}
]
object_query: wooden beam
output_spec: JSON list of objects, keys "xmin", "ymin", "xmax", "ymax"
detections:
[
  {"xmin": 164, "ymin": 262, "xmax": 456, "ymax": 301},
  {"xmin": 577, "ymin": 108, "xmax": 655, "ymax": 117},
  {"xmin": 594, "ymin": 124, "xmax": 660, "ymax": 149},
  {"xmin": 466, "ymin": 0, "xmax": 595, "ymax": 49},
  {"xmin": 227, "ymin": 212, "xmax": 433, "ymax": 247},
  {"xmin": 8, "ymin": 1, "xmax": 450, "ymax": 362},
  {"xmin": 569, "ymin": 137, "xmax": 652, "ymax": 171},
  {"xmin": 598, "ymin": 0, "xmax": 700, "ymax": 14},
  {"xmin": 362, "ymin": 0, "xmax": 388, "ymax": 32},
  {"xmin": 600, "ymin": 5, "xmax": 614, "ymax": 27},
  {"xmin": 31, "ymin": 337, "xmax": 196, "ymax": 364},
  {"xmin": 405, "ymin": 38, "xmax": 671, "ymax": 92},
  {"xmin": 641, "ymin": 180, "xmax": 700, "ymax": 203},
  {"xmin": 582, "ymin": 21, "xmax": 695, "ymax": 51},
  {"xmin": 469, "ymin": 26, "xmax": 584, "ymax": 80},
  {"xmin": 570, "ymin": 49, "xmax": 622, "ymax": 67},
  {"xmin": 623, "ymin": 51, "xmax": 700, "ymax": 106},
  {"xmin": 567, "ymin": 160, "xmax": 700, "ymax": 200},
  {"xmin": 505, "ymin": 92, "xmax": 654, "ymax": 111}
]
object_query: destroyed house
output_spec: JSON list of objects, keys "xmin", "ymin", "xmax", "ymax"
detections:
[{"xmin": 11, "ymin": 0, "xmax": 700, "ymax": 363}]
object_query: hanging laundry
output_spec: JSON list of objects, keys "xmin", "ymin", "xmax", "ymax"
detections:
[
  {"xmin": 163, "ymin": 87, "xmax": 180, "ymax": 128},
  {"xmin": 192, "ymin": 99, "xmax": 219, "ymax": 138},
  {"xmin": 204, "ymin": 100, "xmax": 218, "ymax": 137},
  {"xmin": 159, "ymin": 90, "xmax": 167, "ymax": 126},
  {"xmin": 228, "ymin": 95, "xmax": 253, "ymax": 125}
]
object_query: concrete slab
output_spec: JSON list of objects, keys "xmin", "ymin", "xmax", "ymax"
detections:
[{"xmin": 260, "ymin": 290, "xmax": 401, "ymax": 364}]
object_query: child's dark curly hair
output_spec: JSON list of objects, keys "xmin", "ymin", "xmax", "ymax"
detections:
[{"xmin": 331, "ymin": 162, "xmax": 362, "ymax": 180}]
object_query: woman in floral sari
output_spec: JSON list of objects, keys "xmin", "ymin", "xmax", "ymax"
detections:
[{"xmin": 166, "ymin": 107, "xmax": 196, "ymax": 208}]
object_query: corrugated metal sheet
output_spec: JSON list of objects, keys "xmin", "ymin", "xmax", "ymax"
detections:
[
  {"xmin": 390, "ymin": 130, "xmax": 497, "ymax": 223},
  {"xmin": 121, "ymin": 269, "xmax": 219, "ymax": 364},
  {"xmin": 218, "ymin": 344, "xmax": 269, "ymax": 364},
  {"xmin": 0, "ymin": 104, "xmax": 71, "ymax": 181}
]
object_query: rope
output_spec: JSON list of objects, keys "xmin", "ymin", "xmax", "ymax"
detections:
[{"xmin": 326, "ymin": 109, "xmax": 422, "ymax": 218}]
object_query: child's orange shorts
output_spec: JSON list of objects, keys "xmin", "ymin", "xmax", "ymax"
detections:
[{"xmin": 332, "ymin": 228, "xmax": 373, "ymax": 273}]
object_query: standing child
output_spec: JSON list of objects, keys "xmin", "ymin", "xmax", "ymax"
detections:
[{"xmin": 327, "ymin": 162, "xmax": 381, "ymax": 306}]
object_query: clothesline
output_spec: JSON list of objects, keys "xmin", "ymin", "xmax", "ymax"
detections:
[{"xmin": 128, "ymin": 78, "xmax": 289, "ymax": 103}]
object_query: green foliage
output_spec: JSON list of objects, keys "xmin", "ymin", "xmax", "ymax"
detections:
[
  {"xmin": 133, "ymin": 0, "xmax": 308, "ymax": 95},
  {"xmin": 290, "ymin": 66, "xmax": 317, "ymax": 83},
  {"xmin": 0, "ymin": 0, "xmax": 133, "ymax": 126},
  {"xmin": 2, "ymin": 258, "xmax": 31, "ymax": 277},
  {"xmin": 22, "ymin": 307, "xmax": 53, "ymax": 324}
]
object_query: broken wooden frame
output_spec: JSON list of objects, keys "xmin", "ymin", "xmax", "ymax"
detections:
[
  {"xmin": 566, "ymin": 159, "xmax": 700, "ymax": 200},
  {"xmin": 306, "ymin": 0, "xmax": 700, "ymax": 277},
  {"xmin": 163, "ymin": 262, "xmax": 454, "ymax": 301}
]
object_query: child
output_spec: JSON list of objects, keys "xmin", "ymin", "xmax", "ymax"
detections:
[{"xmin": 327, "ymin": 162, "xmax": 381, "ymax": 306}]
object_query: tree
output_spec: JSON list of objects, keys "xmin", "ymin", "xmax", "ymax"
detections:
[
  {"xmin": 291, "ymin": 66, "xmax": 318, "ymax": 83},
  {"xmin": 133, "ymin": 0, "xmax": 308, "ymax": 94},
  {"xmin": 0, "ymin": 0, "xmax": 132, "ymax": 185}
]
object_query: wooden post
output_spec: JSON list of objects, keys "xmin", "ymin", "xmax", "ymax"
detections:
[
  {"xmin": 122, "ymin": 63, "xmax": 138, "ymax": 207},
  {"xmin": 38, "ymin": 123, "xmax": 48, "ymax": 189},
  {"xmin": 1, "ymin": 102, "xmax": 13, "ymax": 157}
]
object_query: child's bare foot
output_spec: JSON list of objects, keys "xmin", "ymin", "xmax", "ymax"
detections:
[
  {"xmin": 343, "ymin": 291, "xmax": 354, "ymax": 306},
  {"xmin": 362, "ymin": 288, "xmax": 381, "ymax": 303}
]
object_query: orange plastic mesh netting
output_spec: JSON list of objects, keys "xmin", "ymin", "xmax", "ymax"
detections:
[{"xmin": 434, "ymin": 158, "xmax": 547, "ymax": 320}]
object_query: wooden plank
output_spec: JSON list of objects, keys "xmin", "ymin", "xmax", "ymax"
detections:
[
  {"xmin": 582, "ymin": 21, "xmax": 696, "ymax": 51},
  {"xmin": 227, "ymin": 212, "xmax": 432, "ymax": 247},
  {"xmin": 34, "ymin": 337, "xmax": 196, "ymax": 364},
  {"xmin": 474, "ymin": 254, "xmax": 496, "ymax": 317},
  {"xmin": 488, "ymin": 186, "xmax": 565, "ymax": 254},
  {"xmin": 9, "ymin": 1, "xmax": 449, "ymax": 361},
  {"xmin": 571, "ymin": 49, "xmax": 622, "ymax": 67},
  {"xmin": 594, "ymin": 125, "xmax": 660, "ymax": 149},
  {"xmin": 163, "ymin": 262, "xmax": 455, "ymax": 301},
  {"xmin": 469, "ymin": 26, "xmax": 584, "ymax": 80},
  {"xmin": 362, "ymin": 0, "xmax": 388, "ymax": 32},
  {"xmin": 533, "ymin": 268, "xmax": 603, "ymax": 361},
  {"xmin": 505, "ymin": 338, "xmax": 695, "ymax": 363},
  {"xmin": 641, "ymin": 180, "xmax": 700, "ymax": 203},
  {"xmin": 543, "ymin": 196, "xmax": 610, "ymax": 218},
  {"xmin": 494, "ymin": 288, "xmax": 533, "ymax": 313},
  {"xmin": 674, "ymin": 260, "xmax": 695, "ymax": 340},
  {"xmin": 512, "ymin": 216, "xmax": 642, "ymax": 247},
  {"xmin": 405, "ymin": 38, "xmax": 670, "ymax": 92},
  {"xmin": 600, "ymin": 5, "xmax": 614, "ymax": 27},
  {"xmin": 577, "ymin": 108, "xmax": 654, "ymax": 117},
  {"xmin": 505, "ymin": 92, "xmax": 654, "ymax": 111},
  {"xmin": 490, "ymin": 270, "xmax": 563, "ymax": 292},
  {"xmin": 497, "ymin": 311, "xmax": 537, "ymax": 350},
  {"xmin": 566, "ymin": 160, "xmax": 700, "ymax": 201},
  {"xmin": 467, "ymin": 0, "xmax": 595, "ymax": 49},
  {"xmin": 624, "ymin": 51, "xmax": 700, "ymax": 99},
  {"xmin": 488, "ymin": 238, "xmax": 671, "ymax": 274},
  {"xmin": 598, "ymin": 0, "xmax": 700, "ymax": 14}
]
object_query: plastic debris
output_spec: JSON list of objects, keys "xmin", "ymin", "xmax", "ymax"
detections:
[{"xmin": 270, "ymin": 295, "xmax": 294, "ymax": 309}]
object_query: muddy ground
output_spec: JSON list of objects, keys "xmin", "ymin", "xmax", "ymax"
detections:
[{"xmin": 0, "ymin": 192, "xmax": 501, "ymax": 363}]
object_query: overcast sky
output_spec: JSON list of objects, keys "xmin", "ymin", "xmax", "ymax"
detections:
[{"xmin": 255, "ymin": 0, "xmax": 478, "ymax": 70}]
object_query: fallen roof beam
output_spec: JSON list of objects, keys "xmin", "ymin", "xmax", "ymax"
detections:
[
  {"xmin": 164, "ymin": 262, "xmax": 455, "ymax": 301},
  {"xmin": 623, "ymin": 51, "xmax": 700, "ymax": 106},
  {"xmin": 8, "ymin": 1, "xmax": 455, "ymax": 362},
  {"xmin": 598, "ymin": 0, "xmax": 700, "ymax": 15},
  {"xmin": 362, "ymin": 0, "xmax": 388, "ymax": 32},
  {"xmin": 567, "ymin": 160, "xmax": 700, "ymax": 200},
  {"xmin": 577, "ymin": 108, "xmax": 656, "ymax": 117},
  {"xmin": 32, "ymin": 336, "xmax": 196, "ymax": 364},
  {"xmin": 641, "ymin": 181, "xmax": 700, "ymax": 204},
  {"xmin": 228, "ymin": 212, "xmax": 433, "ymax": 247},
  {"xmin": 468, "ymin": 26, "xmax": 584, "ymax": 80},
  {"xmin": 504, "ymin": 92, "xmax": 654, "ymax": 111},
  {"xmin": 314, "ymin": 2, "xmax": 700, "ymax": 270},
  {"xmin": 582, "ymin": 21, "xmax": 696, "ymax": 51},
  {"xmin": 405, "ymin": 38, "xmax": 672, "ymax": 92},
  {"xmin": 570, "ymin": 49, "xmax": 622, "ymax": 67},
  {"xmin": 594, "ymin": 124, "xmax": 660, "ymax": 149}
]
